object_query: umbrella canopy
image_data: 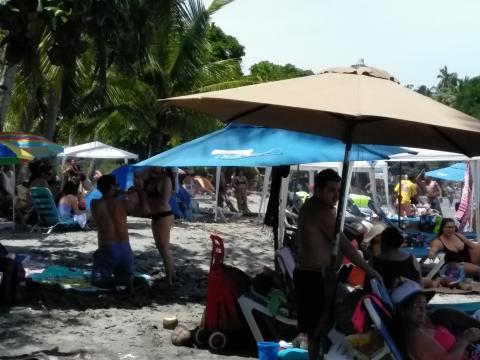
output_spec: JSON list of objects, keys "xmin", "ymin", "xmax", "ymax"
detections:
[
  {"xmin": 426, "ymin": 162, "xmax": 466, "ymax": 182},
  {"xmin": 135, "ymin": 123, "xmax": 411, "ymax": 167},
  {"xmin": 160, "ymin": 66, "xmax": 480, "ymax": 156},
  {"xmin": 0, "ymin": 132, "xmax": 63, "ymax": 158},
  {"xmin": 0, "ymin": 142, "xmax": 34, "ymax": 164},
  {"xmin": 388, "ymin": 147, "xmax": 470, "ymax": 162},
  {"xmin": 58, "ymin": 141, "xmax": 138, "ymax": 160}
]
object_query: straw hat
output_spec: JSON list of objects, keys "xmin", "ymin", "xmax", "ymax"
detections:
[{"xmin": 362, "ymin": 222, "xmax": 386, "ymax": 244}]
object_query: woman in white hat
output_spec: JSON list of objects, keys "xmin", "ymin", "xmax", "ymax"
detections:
[{"xmin": 393, "ymin": 278, "xmax": 480, "ymax": 359}]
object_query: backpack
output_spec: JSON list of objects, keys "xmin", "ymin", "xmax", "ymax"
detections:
[{"xmin": 0, "ymin": 244, "xmax": 25, "ymax": 306}]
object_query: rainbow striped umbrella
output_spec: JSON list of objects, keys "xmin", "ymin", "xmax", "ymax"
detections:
[
  {"xmin": 0, "ymin": 132, "xmax": 63, "ymax": 158},
  {"xmin": 0, "ymin": 142, "xmax": 34, "ymax": 164}
]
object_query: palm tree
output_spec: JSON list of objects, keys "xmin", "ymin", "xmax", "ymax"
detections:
[
  {"xmin": 140, "ymin": 0, "xmax": 243, "ymax": 153},
  {"xmin": 437, "ymin": 66, "xmax": 459, "ymax": 90}
]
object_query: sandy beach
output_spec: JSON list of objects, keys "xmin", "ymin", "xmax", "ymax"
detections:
[{"xmin": 0, "ymin": 195, "xmax": 274, "ymax": 359}]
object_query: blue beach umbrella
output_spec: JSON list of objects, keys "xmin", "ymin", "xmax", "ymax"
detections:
[
  {"xmin": 135, "ymin": 122, "xmax": 410, "ymax": 167},
  {"xmin": 426, "ymin": 162, "xmax": 466, "ymax": 182}
]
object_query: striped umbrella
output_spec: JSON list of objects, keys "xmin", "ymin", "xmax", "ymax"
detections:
[
  {"xmin": 0, "ymin": 142, "xmax": 34, "ymax": 164},
  {"xmin": 0, "ymin": 132, "xmax": 63, "ymax": 158}
]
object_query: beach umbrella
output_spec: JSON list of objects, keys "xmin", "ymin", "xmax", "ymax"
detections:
[
  {"xmin": 0, "ymin": 142, "xmax": 34, "ymax": 229},
  {"xmin": 0, "ymin": 142, "xmax": 34, "ymax": 164},
  {"xmin": 158, "ymin": 64, "xmax": 480, "ymax": 353},
  {"xmin": 0, "ymin": 132, "xmax": 64, "ymax": 158},
  {"xmin": 426, "ymin": 162, "xmax": 466, "ymax": 182},
  {"xmin": 135, "ymin": 122, "xmax": 410, "ymax": 167},
  {"xmin": 159, "ymin": 65, "xmax": 480, "ymax": 156},
  {"xmin": 158, "ymin": 64, "xmax": 480, "ymax": 248}
]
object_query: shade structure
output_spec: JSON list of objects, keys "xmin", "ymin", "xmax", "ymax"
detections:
[
  {"xmin": 159, "ymin": 65, "xmax": 480, "ymax": 349},
  {"xmin": 388, "ymin": 147, "xmax": 469, "ymax": 162},
  {"xmin": 0, "ymin": 142, "xmax": 34, "ymax": 164},
  {"xmin": 58, "ymin": 141, "xmax": 138, "ymax": 160},
  {"xmin": 160, "ymin": 66, "xmax": 480, "ymax": 157},
  {"xmin": 426, "ymin": 162, "xmax": 466, "ymax": 182},
  {"xmin": 135, "ymin": 123, "xmax": 410, "ymax": 167},
  {"xmin": 0, "ymin": 132, "xmax": 63, "ymax": 158}
]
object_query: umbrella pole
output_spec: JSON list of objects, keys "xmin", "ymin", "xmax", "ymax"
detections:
[
  {"xmin": 12, "ymin": 164, "xmax": 15, "ymax": 231},
  {"xmin": 398, "ymin": 162, "xmax": 402, "ymax": 227},
  {"xmin": 317, "ymin": 140, "xmax": 353, "ymax": 358}
]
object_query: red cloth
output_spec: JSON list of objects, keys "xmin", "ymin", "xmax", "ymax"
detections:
[{"xmin": 352, "ymin": 294, "xmax": 392, "ymax": 333}]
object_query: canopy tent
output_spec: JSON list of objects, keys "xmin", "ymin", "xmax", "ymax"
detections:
[
  {"xmin": 387, "ymin": 147, "xmax": 469, "ymax": 162},
  {"xmin": 58, "ymin": 141, "xmax": 138, "ymax": 163},
  {"xmin": 135, "ymin": 122, "xmax": 410, "ymax": 222},
  {"xmin": 426, "ymin": 162, "xmax": 466, "ymax": 182},
  {"xmin": 290, "ymin": 160, "xmax": 390, "ymax": 208},
  {"xmin": 135, "ymin": 122, "xmax": 410, "ymax": 168}
]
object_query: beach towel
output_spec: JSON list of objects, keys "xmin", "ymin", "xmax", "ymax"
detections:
[
  {"xmin": 456, "ymin": 161, "xmax": 472, "ymax": 232},
  {"xmin": 28, "ymin": 265, "xmax": 153, "ymax": 292}
]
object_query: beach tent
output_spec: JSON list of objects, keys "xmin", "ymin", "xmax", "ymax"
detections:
[
  {"xmin": 387, "ymin": 147, "xmax": 469, "ymax": 162},
  {"xmin": 58, "ymin": 141, "xmax": 138, "ymax": 163},
  {"xmin": 290, "ymin": 160, "xmax": 390, "ymax": 208},
  {"xmin": 135, "ymin": 122, "xmax": 408, "ymax": 168},
  {"xmin": 135, "ymin": 122, "xmax": 409, "ymax": 222},
  {"xmin": 426, "ymin": 162, "xmax": 466, "ymax": 182}
]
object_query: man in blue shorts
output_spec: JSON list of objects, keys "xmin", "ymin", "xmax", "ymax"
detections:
[{"xmin": 90, "ymin": 174, "xmax": 149, "ymax": 289}]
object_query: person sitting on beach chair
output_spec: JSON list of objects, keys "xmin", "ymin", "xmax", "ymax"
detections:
[
  {"xmin": 370, "ymin": 227, "xmax": 422, "ymax": 290},
  {"xmin": 90, "ymin": 174, "xmax": 149, "ymax": 289},
  {"xmin": 433, "ymin": 252, "xmax": 472, "ymax": 291},
  {"xmin": 393, "ymin": 277, "xmax": 480, "ymax": 359},
  {"xmin": 429, "ymin": 218, "xmax": 480, "ymax": 279}
]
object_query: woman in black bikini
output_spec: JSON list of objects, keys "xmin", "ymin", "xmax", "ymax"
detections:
[
  {"xmin": 429, "ymin": 218, "xmax": 480, "ymax": 279},
  {"xmin": 144, "ymin": 167, "xmax": 176, "ymax": 285}
]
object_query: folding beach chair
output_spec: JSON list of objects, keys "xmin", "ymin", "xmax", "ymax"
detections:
[
  {"xmin": 238, "ymin": 291, "xmax": 298, "ymax": 342},
  {"xmin": 363, "ymin": 297, "xmax": 403, "ymax": 360},
  {"xmin": 30, "ymin": 187, "xmax": 78, "ymax": 234}
]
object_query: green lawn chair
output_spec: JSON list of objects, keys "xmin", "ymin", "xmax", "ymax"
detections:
[{"xmin": 30, "ymin": 187, "xmax": 78, "ymax": 234}]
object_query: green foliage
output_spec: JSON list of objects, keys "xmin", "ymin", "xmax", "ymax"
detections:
[
  {"xmin": 249, "ymin": 61, "xmax": 314, "ymax": 82},
  {"xmin": 455, "ymin": 76, "xmax": 480, "ymax": 120},
  {"xmin": 0, "ymin": 0, "xmax": 321, "ymax": 160}
]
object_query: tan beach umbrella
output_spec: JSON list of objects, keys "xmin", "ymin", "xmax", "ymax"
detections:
[
  {"xmin": 160, "ymin": 66, "xmax": 480, "ymax": 355},
  {"xmin": 161, "ymin": 65, "xmax": 480, "ymax": 156}
]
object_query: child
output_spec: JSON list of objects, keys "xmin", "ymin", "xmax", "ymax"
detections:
[{"xmin": 435, "ymin": 252, "xmax": 472, "ymax": 291}]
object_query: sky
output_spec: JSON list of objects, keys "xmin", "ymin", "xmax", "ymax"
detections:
[{"xmin": 204, "ymin": 0, "xmax": 480, "ymax": 87}]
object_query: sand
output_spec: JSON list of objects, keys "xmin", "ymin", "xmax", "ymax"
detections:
[{"xmin": 0, "ymin": 194, "xmax": 274, "ymax": 359}]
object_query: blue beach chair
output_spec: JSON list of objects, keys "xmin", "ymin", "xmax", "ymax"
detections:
[{"xmin": 30, "ymin": 187, "xmax": 78, "ymax": 234}]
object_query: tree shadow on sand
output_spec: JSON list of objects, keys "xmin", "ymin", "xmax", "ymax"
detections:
[{"xmin": 1, "ymin": 240, "xmax": 210, "ymax": 311}]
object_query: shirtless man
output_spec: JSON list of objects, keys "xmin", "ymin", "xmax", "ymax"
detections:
[
  {"xmin": 425, "ymin": 175, "xmax": 443, "ymax": 213},
  {"xmin": 294, "ymin": 169, "xmax": 382, "ymax": 360},
  {"xmin": 90, "ymin": 174, "xmax": 149, "ymax": 288}
]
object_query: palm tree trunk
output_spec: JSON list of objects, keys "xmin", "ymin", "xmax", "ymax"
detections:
[
  {"xmin": 68, "ymin": 127, "xmax": 75, "ymax": 146},
  {"xmin": 44, "ymin": 85, "xmax": 60, "ymax": 140},
  {"xmin": 0, "ymin": 62, "xmax": 17, "ymax": 131},
  {"xmin": 21, "ymin": 81, "xmax": 37, "ymax": 132}
]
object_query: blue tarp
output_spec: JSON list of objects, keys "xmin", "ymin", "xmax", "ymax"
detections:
[
  {"xmin": 426, "ymin": 162, "xmax": 466, "ymax": 182},
  {"xmin": 111, "ymin": 165, "xmax": 135, "ymax": 190},
  {"xmin": 134, "ymin": 122, "xmax": 410, "ymax": 167}
]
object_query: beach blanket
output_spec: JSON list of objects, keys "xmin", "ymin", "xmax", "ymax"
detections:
[
  {"xmin": 29, "ymin": 265, "xmax": 99, "ymax": 292},
  {"xmin": 28, "ymin": 265, "xmax": 153, "ymax": 292}
]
